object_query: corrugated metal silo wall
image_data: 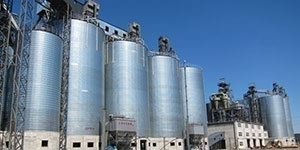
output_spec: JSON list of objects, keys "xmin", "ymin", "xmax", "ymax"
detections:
[
  {"xmin": 180, "ymin": 66, "xmax": 207, "ymax": 135},
  {"xmin": 149, "ymin": 55, "xmax": 184, "ymax": 138},
  {"xmin": 25, "ymin": 30, "xmax": 63, "ymax": 131},
  {"xmin": 259, "ymin": 95, "xmax": 288, "ymax": 138},
  {"xmin": 283, "ymin": 96, "xmax": 294, "ymax": 137},
  {"xmin": 66, "ymin": 19, "xmax": 104, "ymax": 135},
  {"xmin": 105, "ymin": 40, "xmax": 149, "ymax": 137}
]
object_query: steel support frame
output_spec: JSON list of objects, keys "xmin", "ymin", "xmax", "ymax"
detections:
[
  {"xmin": 59, "ymin": 5, "xmax": 71, "ymax": 150},
  {"xmin": 0, "ymin": 6, "xmax": 11, "ymax": 132},
  {"xmin": 107, "ymin": 131, "xmax": 135, "ymax": 150},
  {"xmin": 7, "ymin": 0, "xmax": 33, "ymax": 149},
  {"xmin": 249, "ymin": 96, "xmax": 261, "ymax": 123},
  {"xmin": 0, "ymin": 8, "xmax": 10, "ymax": 150},
  {"xmin": 211, "ymin": 107, "xmax": 248, "ymax": 123}
]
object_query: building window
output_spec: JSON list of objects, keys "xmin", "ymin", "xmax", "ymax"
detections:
[
  {"xmin": 131, "ymin": 143, "xmax": 136, "ymax": 147},
  {"xmin": 264, "ymin": 133, "xmax": 267, "ymax": 137},
  {"xmin": 41, "ymin": 140, "xmax": 48, "ymax": 147},
  {"xmin": 149, "ymin": 142, "xmax": 151, "ymax": 146},
  {"xmin": 99, "ymin": 142, "xmax": 101, "ymax": 148},
  {"xmin": 252, "ymin": 133, "xmax": 255, "ymax": 137},
  {"xmin": 238, "ymin": 123, "xmax": 241, "ymax": 127},
  {"xmin": 123, "ymin": 34, "xmax": 127, "ymax": 38},
  {"xmin": 153, "ymin": 143, "xmax": 156, "ymax": 147},
  {"xmin": 240, "ymin": 141, "xmax": 243, "ymax": 146},
  {"xmin": 258, "ymin": 126, "xmax": 261, "ymax": 129},
  {"xmin": 114, "ymin": 30, "xmax": 118, "ymax": 35},
  {"xmin": 170, "ymin": 142, "xmax": 175, "ymax": 146},
  {"xmin": 252, "ymin": 124, "xmax": 254, "ymax": 129},
  {"xmin": 178, "ymin": 142, "xmax": 182, "ymax": 146},
  {"xmin": 259, "ymin": 133, "xmax": 261, "ymax": 137},
  {"xmin": 73, "ymin": 142, "xmax": 81, "ymax": 148},
  {"xmin": 239, "ymin": 132, "xmax": 242, "ymax": 136},
  {"xmin": 246, "ymin": 132, "xmax": 249, "ymax": 137},
  {"xmin": 105, "ymin": 26, "xmax": 109, "ymax": 32},
  {"xmin": 87, "ymin": 142, "xmax": 94, "ymax": 147},
  {"xmin": 245, "ymin": 124, "xmax": 248, "ymax": 128}
]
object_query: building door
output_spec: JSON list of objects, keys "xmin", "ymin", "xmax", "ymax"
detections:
[
  {"xmin": 140, "ymin": 140, "xmax": 147, "ymax": 150},
  {"xmin": 253, "ymin": 139, "xmax": 256, "ymax": 147},
  {"xmin": 259, "ymin": 139, "xmax": 263, "ymax": 147},
  {"xmin": 247, "ymin": 139, "xmax": 250, "ymax": 148}
]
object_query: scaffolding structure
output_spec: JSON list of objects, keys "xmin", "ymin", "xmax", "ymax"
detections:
[
  {"xmin": 0, "ymin": 1, "xmax": 13, "ymax": 131},
  {"xmin": 0, "ymin": 3, "xmax": 14, "ymax": 149},
  {"xmin": 0, "ymin": 0, "xmax": 31, "ymax": 149},
  {"xmin": 8, "ymin": 0, "xmax": 33, "ymax": 149},
  {"xmin": 59, "ymin": 4, "xmax": 71, "ymax": 150}
]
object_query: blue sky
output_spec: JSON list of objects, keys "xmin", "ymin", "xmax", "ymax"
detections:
[
  {"xmin": 97, "ymin": 0, "xmax": 300, "ymax": 133},
  {"xmin": 13, "ymin": 0, "xmax": 300, "ymax": 132}
]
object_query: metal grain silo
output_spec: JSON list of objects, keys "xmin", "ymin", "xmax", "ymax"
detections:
[
  {"xmin": 25, "ymin": 30, "xmax": 63, "ymax": 131},
  {"xmin": 259, "ymin": 95, "xmax": 288, "ymax": 138},
  {"xmin": 105, "ymin": 40, "xmax": 149, "ymax": 137},
  {"xmin": 66, "ymin": 19, "xmax": 104, "ymax": 136},
  {"xmin": 180, "ymin": 66, "xmax": 207, "ymax": 135},
  {"xmin": 283, "ymin": 96, "xmax": 294, "ymax": 137},
  {"xmin": 149, "ymin": 54, "xmax": 183, "ymax": 138}
]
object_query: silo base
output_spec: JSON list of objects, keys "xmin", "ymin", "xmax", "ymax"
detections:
[
  {"xmin": 23, "ymin": 131, "xmax": 59, "ymax": 150},
  {"xmin": 67, "ymin": 135, "xmax": 99, "ymax": 150}
]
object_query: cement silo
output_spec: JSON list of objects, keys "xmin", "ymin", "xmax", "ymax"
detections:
[
  {"xmin": 180, "ymin": 66, "xmax": 207, "ymax": 134},
  {"xmin": 283, "ymin": 96, "xmax": 294, "ymax": 137},
  {"xmin": 149, "ymin": 37, "xmax": 183, "ymax": 138},
  {"xmin": 66, "ymin": 19, "xmax": 104, "ymax": 146},
  {"xmin": 105, "ymin": 23, "xmax": 150, "ymax": 137},
  {"xmin": 259, "ymin": 95, "xmax": 288, "ymax": 138},
  {"xmin": 24, "ymin": 30, "xmax": 63, "ymax": 147}
]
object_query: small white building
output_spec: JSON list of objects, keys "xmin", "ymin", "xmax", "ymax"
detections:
[
  {"xmin": 131, "ymin": 137, "xmax": 184, "ymax": 150},
  {"xmin": 208, "ymin": 121, "xmax": 268, "ymax": 149}
]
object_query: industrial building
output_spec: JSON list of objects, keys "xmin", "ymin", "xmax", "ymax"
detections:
[
  {"xmin": 208, "ymin": 121, "xmax": 268, "ymax": 149},
  {"xmin": 0, "ymin": 0, "xmax": 298, "ymax": 150},
  {"xmin": 0, "ymin": 0, "xmax": 208, "ymax": 149},
  {"xmin": 207, "ymin": 80, "xmax": 297, "ymax": 149},
  {"xmin": 131, "ymin": 138, "xmax": 185, "ymax": 150}
]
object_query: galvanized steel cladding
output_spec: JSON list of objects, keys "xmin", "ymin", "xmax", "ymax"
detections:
[
  {"xmin": 259, "ymin": 95, "xmax": 289, "ymax": 138},
  {"xmin": 149, "ymin": 55, "xmax": 184, "ymax": 138},
  {"xmin": 105, "ymin": 40, "xmax": 149, "ymax": 137},
  {"xmin": 180, "ymin": 66, "xmax": 207, "ymax": 135},
  {"xmin": 283, "ymin": 97, "xmax": 294, "ymax": 137},
  {"xmin": 23, "ymin": 21, "xmax": 208, "ymax": 139},
  {"xmin": 25, "ymin": 30, "xmax": 63, "ymax": 131},
  {"xmin": 66, "ymin": 19, "xmax": 105, "ymax": 135}
]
